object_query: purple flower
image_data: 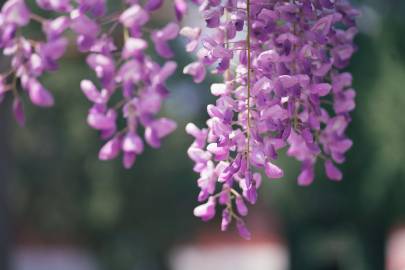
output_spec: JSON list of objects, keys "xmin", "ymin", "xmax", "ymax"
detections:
[
  {"xmin": 28, "ymin": 79, "xmax": 54, "ymax": 107},
  {"xmin": 264, "ymin": 161, "xmax": 284, "ymax": 179},
  {"xmin": 0, "ymin": 0, "xmax": 359, "ymax": 240},
  {"xmin": 81, "ymin": 80, "xmax": 107, "ymax": 104},
  {"xmin": 2, "ymin": 0, "xmax": 30, "ymax": 26},
  {"xmin": 194, "ymin": 196, "xmax": 216, "ymax": 221},
  {"xmin": 70, "ymin": 11, "xmax": 100, "ymax": 51},
  {"xmin": 122, "ymin": 132, "xmax": 144, "ymax": 155},
  {"xmin": 151, "ymin": 22, "xmax": 179, "ymax": 58},
  {"xmin": 180, "ymin": 26, "xmax": 201, "ymax": 52},
  {"xmin": 78, "ymin": 3, "xmax": 179, "ymax": 169},
  {"xmin": 87, "ymin": 107, "xmax": 116, "ymax": 131},
  {"xmin": 36, "ymin": 0, "xmax": 72, "ymax": 12},
  {"xmin": 122, "ymin": 38, "xmax": 147, "ymax": 59},
  {"xmin": 76, "ymin": 0, "xmax": 106, "ymax": 17},
  {"xmin": 0, "ymin": 0, "xmax": 180, "ymax": 168},
  {"xmin": 99, "ymin": 137, "xmax": 122, "ymax": 160},
  {"xmin": 325, "ymin": 159, "xmax": 343, "ymax": 181},
  {"xmin": 145, "ymin": 0, "xmax": 163, "ymax": 12},
  {"xmin": 43, "ymin": 16, "xmax": 70, "ymax": 40},
  {"xmin": 183, "ymin": 62, "xmax": 206, "ymax": 83},
  {"xmin": 221, "ymin": 208, "xmax": 231, "ymax": 232},
  {"xmin": 39, "ymin": 37, "xmax": 68, "ymax": 62},
  {"xmin": 145, "ymin": 118, "xmax": 177, "ymax": 148},
  {"xmin": 123, "ymin": 152, "xmax": 136, "ymax": 169},
  {"xmin": 236, "ymin": 219, "xmax": 251, "ymax": 240},
  {"xmin": 174, "ymin": 0, "xmax": 187, "ymax": 21},
  {"xmin": 235, "ymin": 196, "xmax": 248, "ymax": 216},
  {"xmin": 86, "ymin": 54, "xmax": 115, "ymax": 88},
  {"xmin": 203, "ymin": 8, "xmax": 221, "ymax": 28},
  {"xmin": 184, "ymin": 0, "xmax": 358, "ymax": 239},
  {"xmin": 298, "ymin": 162, "xmax": 315, "ymax": 186},
  {"xmin": 119, "ymin": 5, "xmax": 149, "ymax": 29}
]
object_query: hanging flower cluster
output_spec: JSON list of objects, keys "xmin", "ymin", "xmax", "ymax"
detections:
[
  {"xmin": 79, "ymin": 3, "xmax": 179, "ymax": 169},
  {"xmin": 184, "ymin": 0, "xmax": 359, "ymax": 239},
  {"xmin": 0, "ymin": 0, "xmax": 69, "ymax": 126},
  {"xmin": 0, "ymin": 0, "xmax": 360, "ymax": 239},
  {"xmin": 0, "ymin": 0, "xmax": 182, "ymax": 169}
]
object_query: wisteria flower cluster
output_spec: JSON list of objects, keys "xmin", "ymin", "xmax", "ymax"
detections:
[
  {"xmin": 184, "ymin": 0, "xmax": 359, "ymax": 239},
  {"xmin": 0, "ymin": 0, "xmax": 69, "ymax": 126},
  {"xmin": 78, "ymin": 2, "xmax": 180, "ymax": 169},
  {"xmin": 0, "ymin": 0, "xmax": 360, "ymax": 240},
  {"xmin": 0, "ymin": 0, "xmax": 184, "ymax": 169}
]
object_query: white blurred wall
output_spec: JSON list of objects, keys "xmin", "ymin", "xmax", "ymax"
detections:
[{"xmin": 170, "ymin": 243, "xmax": 288, "ymax": 270}]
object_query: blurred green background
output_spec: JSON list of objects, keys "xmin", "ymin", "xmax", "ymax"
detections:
[{"xmin": 1, "ymin": 0, "xmax": 405, "ymax": 270}]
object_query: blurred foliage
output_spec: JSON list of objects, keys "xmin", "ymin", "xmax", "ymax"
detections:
[{"xmin": 1, "ymin": 1, "xmax": 405, "ymax": 270}]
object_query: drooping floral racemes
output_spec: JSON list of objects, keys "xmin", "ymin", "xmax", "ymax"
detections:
[
  {"xmin": 183, "ymin": 0, "xmax": 359, "ymax": 239},
  {"xmin": 0, "ymin": 0, "xmax": 360, "ymax": 239},
  {"xmin": 79, "ymin": 2, "xmax": 180, "ymax": 169},
  {"xmin": 0, "ymin": 0, "xmax": 184, "ymax": 169},
  {"xmin": 0, "ymin": 0, "xmax": 69, "ymax": 126}
]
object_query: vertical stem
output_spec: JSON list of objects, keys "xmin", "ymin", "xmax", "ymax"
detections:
[
  {"xmin": 224, "ymin": 9, "xmax": 230, "ymax": 82},
  {"xmin": 246, "ymin": 0, "xmax": 251, "ymax": 157},
  {"xmin": 11, "ymin": 75, "xmax": 18, "ymax": 98},
  {"xmin": 123, "ymin": 27, "xmax": 129, "ymax": 42},
  {"xmin": 292, "ymin": 20, "xmax": 299, "ymax": 131}
]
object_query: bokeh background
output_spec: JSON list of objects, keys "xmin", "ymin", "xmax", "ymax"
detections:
[{"xmin": 1, "ymin": 0, "xmax": 405, "ymax": 270}]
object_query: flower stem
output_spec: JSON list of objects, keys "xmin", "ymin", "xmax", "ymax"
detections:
[
  {"xmin": 30, "ymin": 14, "xmax": 46, "ymax": 24},
  {"xmin": 224, "ymin": 9, "xmax": 231, "ymax": 82},
  {"xmin": 246, "ymin": 0, "xmax": 252, "ymax": 158},
  {"xmin": 11, "ymin": 75, "xmax": 19, "ymax": 98}
]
